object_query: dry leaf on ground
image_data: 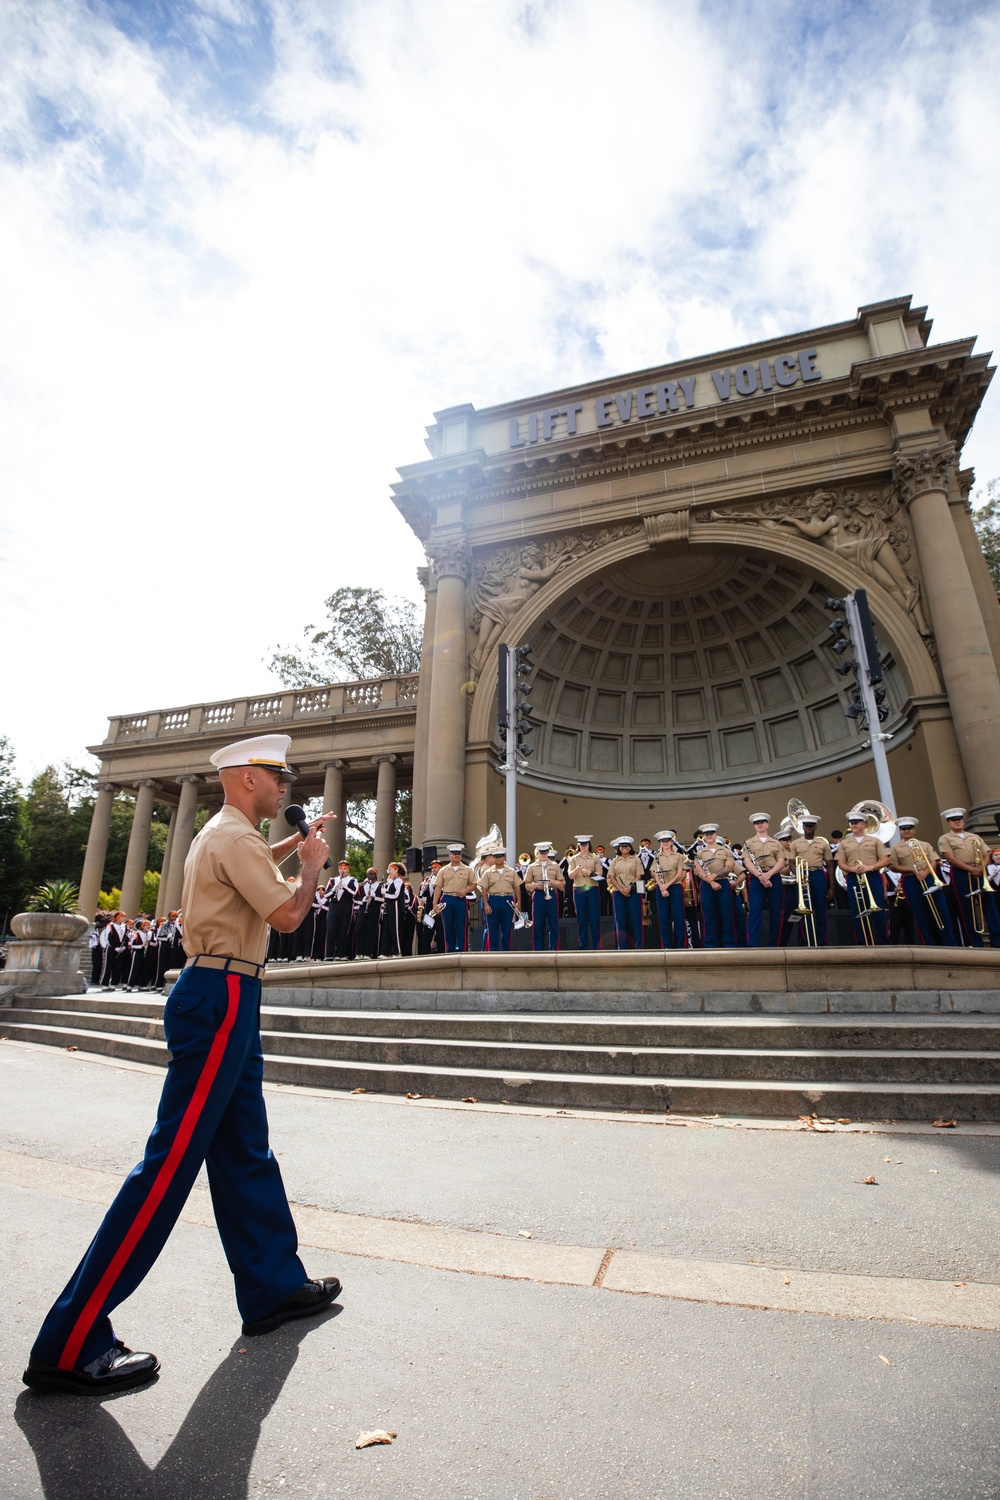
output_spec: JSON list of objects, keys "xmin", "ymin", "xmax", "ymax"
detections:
[
  {"xmin": 878, "ymin": 1355, "xmax": 892, "ymax": 1367},
  {"xmin": 355, "ymin": 1431, "xmax": 397, "ymax": 1449},
  {"xmin": 65, "ymin": 1046, "xmax": 78, "ymax": 1052},
  {"xmin": 351, "ymin": 1087, "xmax": 367, "ymax": 1094},
  {"xmin": 862, "ymin": 1176, "xmax": 878, "ymax": 1185},
  {"xmin": 518, "ymin": 1230, "xmax": 533, "ymax": 1239},
  {"xmin": 932, "ymin": 1118, "xmax": 957, "ymax": 1128},
  {"xmin": 462, "ymin": 1096, "xmax": 477, "ymax": 1103},
  {"xmin": 836, "ymin": 1118, "xmax": 852, "ymax": 1125}
]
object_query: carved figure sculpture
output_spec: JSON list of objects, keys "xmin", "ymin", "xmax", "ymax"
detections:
[
  {"xmin": 470, "ymin": 543, "xmax": 574, "ymax": 670},
  {"xmin": 769, "ymin": 508, "xmax": 930, "ymax": 636}
]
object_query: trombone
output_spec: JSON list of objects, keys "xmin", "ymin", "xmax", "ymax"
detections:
[
  {"xmin": 911, "ymin": 844, "xmax": 945, "ymax": 933},
  {"xmin": 965, "ymin": 846, "xmax": 995, "ymax": 937},
  {"xmin": 787, "ymin": 799, "xmax": 818, "ymax": 947},
  {"xmin": 845, "ymin": 800, "xmax": 895, "ymax": 946}
]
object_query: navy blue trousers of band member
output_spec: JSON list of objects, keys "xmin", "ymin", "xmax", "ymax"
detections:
[
  {"xmin": 485, "ymin": 894, "xmax": 515, "ymax": 951},
  {"xmin": 574, "ymin": 885, "xmax": 601, "ymax": 948},
  {"xmin": 654, "ymin": 885, "xmax": 687, "ymax": 947},
  {"xmin": 949, "ymin": 867, "xmax": 1000, "ymax": 947},
  {"xmin": 440, "ymin": 893, "xmax": 469, "ymax": 952},
  {"xmin": 900, "ymin": 873, "xmax": 957, "ymax": 946},
  {"xmin": 531, "ymin": 890, "xmax": 559, "ymax": 950},
  {"xmin": 747, "ymin": 878, "xmax": 783, "ymax": 947},
  {"xmin": 31, "ymin": 967, "xmax": 305, "ymax": 1372},
  {"xmin": 846, "ymin": 872, "xmax": 888, "ymax": 945},
  {"xmin": 792, "ymin": 870, "xmax": 829, "ymax": 946},
  {"xmin": 612, "ymin": 890, "xmax": 643, "ymax": 949},
  {"xmin": 700, "ymin": 882, "xmax": 737, "ymax": 948}
]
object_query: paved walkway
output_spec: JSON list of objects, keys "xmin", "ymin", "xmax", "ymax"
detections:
[{"xmin": 2, "ymin": 1039, "xmax": 999, "ymax": 1498}]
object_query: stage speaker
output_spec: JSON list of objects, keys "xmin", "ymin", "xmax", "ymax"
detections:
[
  {"xmin": 405, "ymin": 846, "xmax": 422, "ymax": 873},
  {"xmin": 421, "ymin": 844, "xmax": 438, "ymax": 869}
]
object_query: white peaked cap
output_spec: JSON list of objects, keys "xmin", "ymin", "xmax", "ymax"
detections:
[
  {"xmin": 941, "ymin": 808, "xmax": 967, "ymax": 820},
  {"xmin": 749, "ymin": 812, "xmax": 771, "ymax": 823},
  {"xmin": 574, "ymin": 835, "xmax": 593, "ymax": 843},
  {"xmin": 655, "ymin": 830, "xmax": 676, "ymax": 841},
  {"xmin": 210, "ymin": 733, "xmax": 294, "ymax": 775},
  {"xmin": 699, "ymin": 823, "xmax": 719, "ymax": 834},
  {"xmin": 611, "ymin": 835, "xmax": 634, "ymax": 847},
  {"xmin": 446, "ymin": 843, "xmax": 465, "ymax": 853},
  {"xmin": 534, "ymin": 841, "xmax": 554, "ymax": 851},
  {"xmin": 897, "ymin": 817, "xmax": 918, "ymax": 827}
]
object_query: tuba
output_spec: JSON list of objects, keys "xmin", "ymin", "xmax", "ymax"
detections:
[
  {"xmin": 470, "ymin": 824, "xmax": 505, "ymax": 881},
  {"xmin": 847, "ymin": 800, "xmax": 896, "ymax": 843}
]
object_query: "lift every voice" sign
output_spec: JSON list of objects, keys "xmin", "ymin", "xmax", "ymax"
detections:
[{"xmin": 508, "ymin": 348, "xmax": 822, "ymax": 449}]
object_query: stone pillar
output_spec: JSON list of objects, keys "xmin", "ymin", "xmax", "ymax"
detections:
[
  {"xmin": 323, "ymin": 760, "xmax": 346, "ymax": 864},
  {"xmin": 373, "ymin": 754, "xmax": 397, "ymax": 871},
  {"xmin": 895, "ymin": 443, "xmax": 1000, "ymax": 827},
  {"xmin": 410, "ymin": 565, "xmax": 437, "ymax": 849},
  {"xmin": 78, "ymin": 782, "xmax": 116, "ymax": 918},
  {"xmin": 423, "ymin": 539, "xmax": 470, "ymax": 849},
  {"xmin": 268, "ymin": 784, "xmax": 292, "ymax": 847},
  {"xmin": 163, "ymin": 776, "xmax": 201, "ymax": 912},
  {"xmin": 155, "ymin": 807, "xmax": 178, "ymax": 918},
  {"xmin": 120, "ymin": 779, "xmax": 158, "ymax": 916}
]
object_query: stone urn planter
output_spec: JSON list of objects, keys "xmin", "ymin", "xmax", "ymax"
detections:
[{"xmin": 1, "ymin": 911, "xmax": 90, "ymax": 1004}]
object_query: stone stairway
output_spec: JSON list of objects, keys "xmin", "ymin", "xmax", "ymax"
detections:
[{"xmin": 3, "ymin": 993, "xmax": 1000, "ymax": 1120}]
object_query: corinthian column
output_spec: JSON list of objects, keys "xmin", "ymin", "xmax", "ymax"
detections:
[
  {"xmin": 373, "ymin": 754, "xmax": 397, "ymax": 871},
  {"xmin": 423, "ymin": 539, "xmax": 471, "ymax": 850},
  {"xmin": 78, "ymin": 782, "xmax": 115, "ymax": 917},
  {"xmin": 895, "ymin": 443, "xmax": 1000, "ymax": 826},
  {"xmin": 410, "ymin": 565, "xmax": 437, "ymax": 850},
  {"xmin": 163, "ymin": 776, "xmax": 201, "ymax": 912},
  {"xmin": 121, "ymin": 779, "xmax": 158, "ymax": 916}
]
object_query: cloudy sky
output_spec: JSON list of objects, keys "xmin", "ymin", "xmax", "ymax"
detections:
[{"xmin": 3, "ymin": 0, "xmax": 999, "ymax": 780}]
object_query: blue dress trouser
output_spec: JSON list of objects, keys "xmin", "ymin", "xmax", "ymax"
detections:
[
  {"xmin": 574, "ymin": 886, "xmax": 601, "ymax": 949},
  {"xmin": 485, "ymin": 894, "xmax": 515, "ymax": 951},
  {"xmin": 654, "ymin": 886, "xmax": 687, "ymax": 947},
  {"xmin": 901, "ymin": 873, "xmax": 957, "ymax": 946},
  {"xmin": 747, "ymin": 878, "xmax": 783, "ymax": 946},
  {"xmin": 440, "ymin": 893, "xmax": 469, "ymax": 952},
  {"xmin": 531, "ymin": 890, "xmax": 559, "ymax": 950},
  {"xmin": 612, "ymin": 890, "xmax": 644, "ymax": 949},
  {"xmin": 846, "ymin": 872, "xmax": 888, "ymax": 945},
  {"xmin": 699, "ymin": 882, "xmax": 737, "ymax": 947},
  {"xmin": 31, "ymin": 967, "xmax": 305, "ymax": 1371}
]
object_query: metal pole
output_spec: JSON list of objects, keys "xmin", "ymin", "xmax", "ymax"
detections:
[
  {"xmin": 844, "ymin": 592, "xmax": 897, "ymax": 835},
  {"xmin": 505, "ymin": 645, "xmax": 517, "ymax": 860}
]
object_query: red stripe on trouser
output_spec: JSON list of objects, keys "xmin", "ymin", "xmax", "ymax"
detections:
[{"xmin": 58, "ymin": 974, "xmax": 242, "ymax": 1370}]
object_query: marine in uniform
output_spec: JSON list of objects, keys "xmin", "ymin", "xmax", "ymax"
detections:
[
  {"xmin": 478, "ymin": 846, "xmax": 523, "ymax": 951},
  {"xmin": 650, "ymin": 831, "xmax": 688, "ymax": 948},
  {"xmin": 743, "ymin": 814, "xmax": 786, "ymax": 947},
  {"xmin": 524, "ymin": 842, "xmax": 565, "ymax": 951},
  {"xmin": 890, "ymin": 818, "xmax": 957, "ymax": 946},
  {"xmin": 607, "ymin": 837, "xmax": 644, "ymax": 950},
  {"xmin": 938, "ymin": 808, "xmax": 1000, "ymax": 947},
  {"xmin": 789, "ymin": 815, "xmax": 833, "ymax": 947},
  {"xmin": 567, "ymin": 836, "xmax": 603, "ymax": 949},
  {"xmin": 23, "ymin": 735, "xmax": 341, "ymax": 1396},
  {"xmin": 432, "ymin": 844, "xmax": 476, "ymax": 952},
  {"xmin": 835, "ymin": 812, "xmax": 890, "ymax": 945},
  {"xmin": 691, "ymin": 825, "xmax": 737, "ymax": 948},
  {"xmin": 775, "ymin": 826, "xmax": 800, "ymax": 944}
]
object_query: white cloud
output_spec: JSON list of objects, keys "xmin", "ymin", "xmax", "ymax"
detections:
[{"xmin": 1, "ymin": 0, "xmax": 998, "ymax": 779}]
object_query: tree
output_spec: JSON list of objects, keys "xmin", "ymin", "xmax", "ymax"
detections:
[
  {"xmin": 24, "ymin": 766, "xmax": 75, "ymax": 888},
  {"xmin": 266, "ymin": 587, "xmax": 422, "ymax": 687},
  {"xmin": 972, "ymin": 478, "xmax": 1000, "ymax": 595},
  {"xmin": 0, "ymin": 736, "xmax": 29, "ymax": 923}
]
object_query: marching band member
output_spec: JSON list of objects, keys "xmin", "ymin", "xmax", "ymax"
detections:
[
  {"xmin": 889, "ymin": 819, "xmax": 956, "ymax": 946},
  {"xmin": 691, "ymin": 826, "xmax": 737, "ymax": 948},
  {"xmin": 938, "ymin": 809, "xmax": 1000, "ymax": 948},
  {"xmin": 775, "ymin": 826, "xmax": 800, "ymax": 943},
  {"xmin": 607, "ymin": 836, "xmax": 644, "ymax": 950},
  {"xmin": 325, "ymin": 861, "xmax": 359, "ymax": 961},
  {"xmin": 743, "ymin": 813, "xmax": 785, "ymax": 948},
  {"xmin": 524, "ymin": 841, "xmax": 565, "ymax": 951},
  {"xmin": 478, "ymin": 846, "xmax": 523, "ymax": 952},
  {"xmin": 835, "ymin": 811, "xmax": 890, "ymax": 945},
  {"xmin": 432, "ymin": 844, "xmax": 477, "ymax": 953},
  {"xmin": 567, "ymin": 836, "xmax": 603, "ymax": 949},
  {"xmin": 789, "ymin": 814, "xmax": 833, "ymax": 947},
  {"xmin": 416, "ymin": 861, "xmax": 444, "ymax": 954},
  {"xmin": 353, "ymin": 868, "xmax": 381, "ymax": 959},
  {"xmin": 101, "ymin": 911, "xmax": 128, "ymax": 989},
  {"xmin": 595, "ymin": 844, "xmax": 612, "ymax": 916},
  {"xmin": 651, "ymin": 831, "xmax": 688, "ymax": 948},
  {"xmin": 378, "ymin": 862, "xmax": 409, "ymax": 957}
]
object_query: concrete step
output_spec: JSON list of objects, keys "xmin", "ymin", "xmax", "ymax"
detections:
[{"xmin": 3, "ymin": 1007, "xmax": 165, "ymax": 1042}]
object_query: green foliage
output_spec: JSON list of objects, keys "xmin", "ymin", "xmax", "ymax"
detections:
[
  {"xmin": 141, "ymin": 870, "xmax": 160, "ymax": 915},
  {"xmin": 267, "ymin": 587, "xmax": 422, "ymax": 688},
  {"xmin": 0, "ymin": 736, "xmax": 30, "ymax": 919},
  {"xmin": 24, "ymin": 766, "xmax": 75, "ymax": 887},
  {"xmin": 98, "ymin": 887, "xmax": 122, "ymax": 911},
  {"xmin": 972, "ymin": 477, "xmax": 1000, "ymax": 595},
  {"xmin": 26, "ymin": 878, "xmax": 81, "ymax": 913}
]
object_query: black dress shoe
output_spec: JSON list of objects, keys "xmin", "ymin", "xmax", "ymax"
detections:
[
  {"xmin": 22, "ymin": 1340, "xmax": 159, "ymax": 1396},
  {"xmin": 241, "ymin": 1277, "xmax": 342, "ymax": 1337}
]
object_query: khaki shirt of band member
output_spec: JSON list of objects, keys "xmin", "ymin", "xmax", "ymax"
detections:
[
  {"xmin": 694, "ymin": 846, "xmax": 735, "ymax": 880},
  {"xmin": 835, "ymin": 835, "xmax": 889, "ymax": 870},
  {"xmin": 890, "ymin": 838, "xmax": 940, "ymax": 873},
  {"xmin": 652, "ymin": 850, "xmax": 688, "ymax": 885},
  {"xmin": 743, "ymin": 835, "xmax": 785, "ymax": 874},
  {"xmin": 524, "ymin": 860, "xmax": 565, "ymax": 890},
  {"xmin": 435, "ymin": 862, "xmax": 475, "ymax": 895},
  {"xmin": 607, "ymin": 854, "xmax": 643, "ymax": 892},
  {"xmin": 789, "ymin": 834, "xmax": 833, "ymax": 871},
  {"xmin": 180, "ymin": 804, "xmax": 294, "ymax": 968},
  {"xmin": 478, "ymin": 865, "xmax": 523, "ymax": 899},
  {"xmin": 567, "ymin": 851, "xmax": 603, "ymax": 887},
  {"xmin": 938, "ymin": 830, "xmax": 990, "ymax": 869}
]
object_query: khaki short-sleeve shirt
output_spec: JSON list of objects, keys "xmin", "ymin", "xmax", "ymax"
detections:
[
  {"xmin": 479, "ymin": 865, "xmax": 522, "ymax": 898},
  {"xmin": 891, "ymin": 838, "xmax": 938, "ymax": 873},
  {"xmin": 744, "ymin": 835, "xmax": 784, "ymax": 872},
  {"xmin": 789, "ymin": 835, "xmax": 832, "ymax": 871},
  {"xmin": 436, "ymin": 862, "xmax": 474, "ymax": 895},
  {"xmin": 180, "ymin": 805, "xmax": 294, "ymax": 966},
  {"xmin": 835, "ymin": 835, "xmax": 889, "ymax": 871},
  {"xmin": 567, "ymin": 852, "xmax": 603, "ymax": 886}
]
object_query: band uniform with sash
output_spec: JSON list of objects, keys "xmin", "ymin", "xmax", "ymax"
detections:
[
  {"xmin": 567, "ymin": 837, "xmax": 603, "ymax": 949},
  {"xmin": 325, "ymin": 862, "xmax": 358, "ymax": 961},
  {"xmin": 651, "ymin": 832, "xmax": 688, "ymax": 948},
  {"xmin": 937, "ymin": 808, "xmax": 1000, "ymax": 947},
  {"xmin": 890, "ymin": 818, "xmax": 957, "ymax": 946},
  {"xmin": 789, "ymin": 816, "xmax": 832, "ymax": 947},
  {"xmin": 434, "ymin": 845, "xmax": 476, "ymax": 952},
  {"xmin": 607, "ymin": 837, "xmax": 644, "ymax": 950},
  {"xmin": 743, "ymin": 814, "xmax": 786, "ymax": 948},
  {"xmin": 524, "ymin": 843, "xmax": 565, "ymax": 951},
  {"xmin": 24, "ymin": 734, "xmax": 340, "ymax": 1396},
  {"xmin": 692, "ymin": 826, "xmax": 737, "ymax": 948},
  {"xmin": 835, "ymin": 812, "xmax": 890, "ymax": 945},
  {"xmin": 478, "ymin": 847, "xmax": 523, "ymax": 952}
]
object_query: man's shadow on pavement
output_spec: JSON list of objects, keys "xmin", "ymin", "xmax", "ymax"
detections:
[{"xmin": 15, "ymin": 1306, "xmax": 341, "ymax": 1500}]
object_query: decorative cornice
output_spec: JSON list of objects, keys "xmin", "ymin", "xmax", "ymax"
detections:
[{"xmin": 893, "ymin": 443, "xmax": 957, "ymax": 506}]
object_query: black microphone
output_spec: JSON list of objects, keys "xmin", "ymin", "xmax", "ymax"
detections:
[{"xmin": 284, "ymin": 804, "xmax": 332, "ymax": 868}]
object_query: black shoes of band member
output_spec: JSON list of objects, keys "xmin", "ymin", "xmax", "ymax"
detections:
[
  {"xmin": 241, "ymin": 1277, "xmax": 343, "ymax": 1337},
  {"xmin": 22, "ymin": 1340, "xmax": 160, "ymax": 1395}
]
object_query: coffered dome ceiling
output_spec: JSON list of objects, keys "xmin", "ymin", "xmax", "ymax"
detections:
[{"xmin": 526, "ymin": 546, "xmax": 905, "ymax": 796}]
